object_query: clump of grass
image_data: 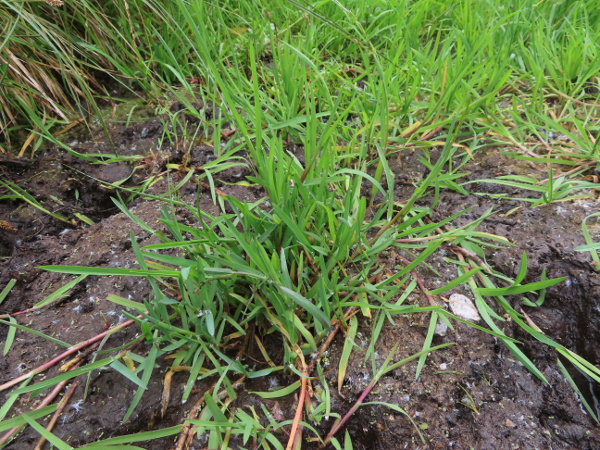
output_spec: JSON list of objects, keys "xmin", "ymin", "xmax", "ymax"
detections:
[{"xmin": 1, "ymin": 0, "xmax": 600, "ymax": 447}]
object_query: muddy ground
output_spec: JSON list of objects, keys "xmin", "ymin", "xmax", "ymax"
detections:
[{"xmin": 0, "ymin": 104, "xmax": 599, "ymax": 449}]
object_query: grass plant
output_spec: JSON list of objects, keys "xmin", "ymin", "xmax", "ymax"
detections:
[{"xmin": 1, "ymin": 0, "xmax": 600, "ymax": 447}]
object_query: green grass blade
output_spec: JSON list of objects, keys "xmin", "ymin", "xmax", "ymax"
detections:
[
  {"xmin": 278, "ymin": 286, "xmax": 330, "ymax": 329},
  {"xmin": 337, "ymin": 315, "xmax": 358, "ymax": 392},
  {"xmin": 0, "ymin": 279, "xmax": 16, "ymax": 306},
  {"xmin": 81, "ymin": 425, "xmax": 183, "ymax": 447},
  {"xmin": 478, "ymin": 277, "xmax": 567, "ymax": 296},
  {"xmin": 0, "ymin": 318, "xmax": 71, "ymax": 348},
  {"xmin": 250, "ymin": 380, "xmax": 301, "ymax": 399},
  {"xmin": 0, "ymin": 405, "xmax": 58, "ymax": 432},
  {"xmin": 21, "ymin": 414, "xmax": 73, "ymax": 450},
  {"xmin": 122, "ymin": 344, "xmax": 161, "ymax": 422},
  {"xmin": 12, "ymin": 358, "xmax": 116, "ymax": 396},
  {"xmin": 3, "ymin": 316, "xmax": 17, "ymax": 355},
  {"xmin": 415, "ymin": 312, "xmax": 439, "ymax": 380},
  {"xmin": 40, "ymin": 265, "xmax": 179, "ymax": 277},
  {"xmin": 33, "ymin": 274, "xmax": 88, "ymax": 309}
]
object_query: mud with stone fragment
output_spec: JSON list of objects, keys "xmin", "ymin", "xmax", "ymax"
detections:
[{"xmin": 1, "ymin": 108, "xmax": 599, "ymax": 449}]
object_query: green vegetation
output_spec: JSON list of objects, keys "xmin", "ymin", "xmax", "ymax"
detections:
[{"xmin": 1, "ymin": 0, "xmax": 599, "ymax": 448}]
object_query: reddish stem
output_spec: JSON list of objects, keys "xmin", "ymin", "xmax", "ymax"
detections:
[
  {"xmin": 0, "ymin": 317, "xmax": 139, "ymax": 392},
  {"xmin": 286, "ymin": 374, "xmax": 307, "ymax": 450},
  {"xmin": 321, "ymin": 378, "xmax": 377, "ymax": 448},
  {"xmin": 34, "ymin": 379, "xmax": 80, "ymax": 450},
  {"xmin": 0, "ymin": 370, "xmax": 74, "ymax": 446}
]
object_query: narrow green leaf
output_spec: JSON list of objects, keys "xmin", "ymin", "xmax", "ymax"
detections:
[
  {"xmin": 112, "ymin": 197, "xmax": 155, "ymax": 234},
  {"xmin": 40, "ymin": 266, "xmax": 179, "ymax": 277},
  {"xmin": 21, "ymin": 414, "xmax": 73, "ymax": 450},
  {"xmin": 577, "ymin": 212, "xmax": 600, "ymax": 268},
  {"xmin": 33, "ymin": 274, "xmax": 88, "ymax": 308},
  {"xmin": 271, "ymin": 204, "xmax": 312, "ymax": 248},
  {"xmin": 427, "ymin": 267, "xmax": 480, "ymax": 295},
  {"xmin": 3, "ymin": 316, "xmax": 17, "ymax": 355},
  {"xmin": 204, "ymin": 392, "xmax": 229, "ymax": 423},
  {"xmin": 394, "ymin": 241, "xmax": 443, "ymax": 278},
  {"xmin": 278, "ymin": 286, "xmax": 330, "ymax": 329},
  {"xmin": 143, "ymin": 239, "xmax": 210, "ymax": 250},
  {"xmin": 344, "ymin": 430, "xmax": 354, "ymax": 450},
  {"xmin": 109, "ymin": 360, "xmax": 146, "ymax": 389},
  {"xmin": 478, "ymin": 277, "xmax": 566, "ymax": 296},
  {"xmin": 73, "ymin": 213, "xmax": 95, "ymax": 226},
  {"xmin": 246, "ymin": 366, "xmax": 285, "ymax": 378},
  {"xmin": 0, "ymin": 319, "xmax": 71, "ymax": 348},
  {"xmin": 415, "ymin": 312, "xmax": 438, "ymax": 380},
  {"xmin": 81, "ymin": 426, "xmax": 182, "ymax": 447},
  {"xmin": 338, "ymin": 315, "xmax": 358, "ymax": 392},
  {"xmin": 522, "ymin": 269, "xmax": 547, "ymax": 307},
  {"xmin": 0, "ymin": 405, "xmax": 58, "ymax": 432},
  {"xmin": 0, "ymin": 279, "xmax": 16, "ymax": 306},
  {"xmin": 106, "ymin": 294, "xmax": 146, "ymax": 312},
  {"xmin": 250, "ymin": 380, "xmax": 301, "ymax": 398},
  {"xmin": 556, "ymin": 359, "xmax": 599, "ymax": 425},
  {"xmin": 12, "ymin": 358, "xmax": 116, "ymax": 395},
  {"xmin": 514, "ymin": 252, "xmax": 528, "ymax": 285},
  {"xmin": 123, "ymin": 345, "xmax": 160, "ymax": 422},
  {"xmin": 574, "ymin": 242, "xmax": 600, "ymax": 252},
  {"xmin": 293, "ymin": 314, "xmax": 317, "ymax": 350}
]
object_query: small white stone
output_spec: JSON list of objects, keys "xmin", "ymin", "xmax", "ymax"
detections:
[
  {"xmin": 448, "ymin": 293, "xmax": 481, "ymax": 322},
  {"xmin": 435, "ymin": 321, "xmax": 448, "ymax": 336}
]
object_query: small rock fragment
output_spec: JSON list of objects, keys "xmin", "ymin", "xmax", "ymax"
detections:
[
  {"xmin": 448, "ymin": 293, "xmax": 481, "ymax": 322},
  {"xmin": 435, "ymin": 321, "xmax": 448, "ymax": 336}
]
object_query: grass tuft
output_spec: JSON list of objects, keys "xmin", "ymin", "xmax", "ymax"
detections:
[{"xmin": 1, "ymin": 0, "xmax": 599, "ymax": 447}]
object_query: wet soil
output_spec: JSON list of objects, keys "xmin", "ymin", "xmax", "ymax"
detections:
[{"xmin": 0, "ymin": 105, "xmax": 599, "ymax": 449}]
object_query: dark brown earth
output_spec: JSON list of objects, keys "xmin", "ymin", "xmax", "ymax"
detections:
[{"xmin": 0, "ymin": 104, "xmax": 599, "ymax": 449}]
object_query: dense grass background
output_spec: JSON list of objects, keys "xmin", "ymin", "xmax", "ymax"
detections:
[{"xmin": 2, "ymin": 0, "xmax": 598, "ymax": 156}]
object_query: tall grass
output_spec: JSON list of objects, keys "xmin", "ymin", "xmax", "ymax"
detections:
[
  {"xmin": 2, "ymin": 0, "xmax": 598, "ymax": 156},
  {"xmin": 0, "ymin": 0, "xmax": 155, "ymax": 153}
]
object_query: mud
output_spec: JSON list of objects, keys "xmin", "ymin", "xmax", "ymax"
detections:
[{"xmin": 0, "ymin": 105, "xmax": 599, "ymax": 449}]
